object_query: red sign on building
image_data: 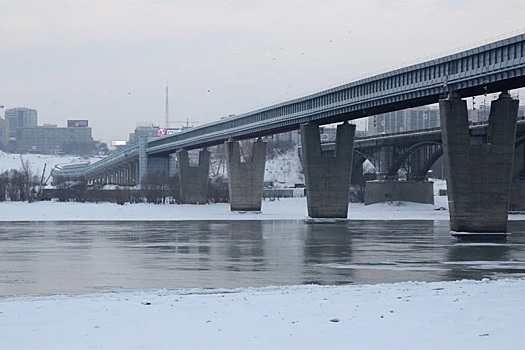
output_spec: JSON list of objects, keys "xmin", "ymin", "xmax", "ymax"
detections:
[{"xmin": 67, "ymin": 120, "xmax": 89, "ymax": 128}]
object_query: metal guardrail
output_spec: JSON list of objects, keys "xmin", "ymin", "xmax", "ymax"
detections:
[{"xmin": 84, "ymin": 145, "xmax": 139, "ymax": 176}]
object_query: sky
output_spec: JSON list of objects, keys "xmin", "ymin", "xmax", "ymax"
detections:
[{"xmin": 1, "ymin": 0, "xmax": 524, "ymax": 144}]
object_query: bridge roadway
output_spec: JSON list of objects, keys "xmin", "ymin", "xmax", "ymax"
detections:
[{"xmin": 53, "ymin": 32, "xmax": 525, "ymax": 179}]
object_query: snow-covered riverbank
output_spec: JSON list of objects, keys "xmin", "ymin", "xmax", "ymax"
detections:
[
  {"xmin": 1, "ymin": 278, "xmax": 523, "ymax": 349},
  {"xmin": 1, "ymin": 195, "xmax": 524, "ymax": 222}
]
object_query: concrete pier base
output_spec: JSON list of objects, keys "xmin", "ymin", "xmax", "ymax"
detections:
[
  {"xmin": 300, "ymin": 122, "xmax": 355, "ymax": 218},
  {"xmin": 364, "ymin": 180, "xmax": 434, "ymax": 205},
  {"xmin": 226, "ymin": 139, "xmax": 266, "ymax": 211},
  {"xmin": 510, "ymin": 180, "xmax": 525, "ymax": 211},
  {"xmin": 177, "ymin": 149, "xmax": 210, "ymax": 204},
  {"xmin": 440, "ymin": 92, "xmax": 518, "ymax": 236}
]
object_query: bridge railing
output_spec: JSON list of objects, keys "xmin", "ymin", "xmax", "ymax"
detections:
[{"xmin": 84, "ymin": 144, "xmax": 139, "ymax": 176}]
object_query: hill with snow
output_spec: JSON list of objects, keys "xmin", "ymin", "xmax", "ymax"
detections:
[{"xmin": 0, "ymin": 151, "xmax": 102, "ymax": 181}]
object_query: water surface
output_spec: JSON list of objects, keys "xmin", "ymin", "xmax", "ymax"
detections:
[{"xmin": 1, "ymin": 220, "xmax": 525, "ymax": 296}]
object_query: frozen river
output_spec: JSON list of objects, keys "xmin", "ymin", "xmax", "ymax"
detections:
[{"xmin": 2, "ymin": 220, "xmax": 525, "ymax": 296}]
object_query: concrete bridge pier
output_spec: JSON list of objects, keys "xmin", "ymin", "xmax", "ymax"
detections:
[
  {"xmin": 138, "ymin": 137, "xmax": 148, "ymax": 184},
  {"xmin": 119, "ymin": 167, "xmax": 125, "ymax": 185},
  {"xmin": 134, "ymin": 160, "xmax": 140, "ymax": 185},
  {"xmin": 365, "ymin": 145, "xmax": 435, "ymax": 205},
  {"xmin": 226, "ymin": 139, "xmax": 266, "ymax": 211},
  {"xmin": 510, "ymin": 143, "xmax": 525, "ymax": 210},
  {"xmin": 126, "ymin": 164, "xmax": 133, "ymax": 185},
  {"xmin": 148, "ymin": 156, "xmax": 170, "ymax": 178},
  {"xmin": 378, "ymin": 146, "xmax": 395, "ymax": 179},
  {"xmin": 440, "ymin": 91, "xmax": 519, "ymax": 239},
  {"xmin": 351, "ymin": 154, "xmax": 366, "ymax": 186},
  {"xmin": 301, "ymin": 122, "xmax": 355, "ymax": 218},
  {"xmin": 129, "ymin": 161, "xmax": 138, "ymax": 185},
  {"xmin": 177, "ymin": 149, "xmax": 210, "ymax": 204}
]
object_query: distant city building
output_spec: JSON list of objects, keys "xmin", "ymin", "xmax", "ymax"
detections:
[
  {"xmin": 273, "ymin": 130, "xmax": 301, "ymax": 144},
  {"xmin": 129, "ymin": 122, "xmax": 160, "ymax": 144},
  {"xmin": 319, "ymin": 127, "xmax": 337, "ymax": 143},
  {"xmin": 367, "ymin": 107, "xmax": 440, "ymax": 135},
  {"xmin": 16, "ymin": 123, "xmax": 93, "ymax": 154},
  {"xmin": 4, "ymin": 107, "xmax": 38, "ymax": 138},
  {"xmin": 367, "ymin": 105, "xmax": 525, "ymax": 135},
  {"xmin": 0, "ymin": 118, "xmax": 8, "ymax": 149}
]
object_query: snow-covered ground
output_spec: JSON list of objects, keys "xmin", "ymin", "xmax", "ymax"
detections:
[
  {"xmin": 2, "ymin": 179, "xmax": 525, "ymax": 222},
  {"xmin": 264, "ymin": 146, "xmax": 304, "ymax": 185},
  {"xmin": 0, "ymin": 197, "xmax": 453, "ymax": 221},
  {"xmin": 0, "ymin": 151, "xmax": 101, "ymax": 179},
  {"xmin": 1, "ymin": 279, "xmax": 523, "ymax": 349}
]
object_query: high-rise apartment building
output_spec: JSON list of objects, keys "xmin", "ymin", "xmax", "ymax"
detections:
[
  {"xmin": 128, "ymin": 122, "xmax": 160, "ymax": 144},
  {"xmin": 367, "ymin": 105, "xmax": 525, "ymax": 135},
  {"xmin": 367, "ymin": 107, "xmax": 440, "ymax": 135},
  {"xmin": 4, "ymin": 107, "xmax": 38, "ymax": 138}
]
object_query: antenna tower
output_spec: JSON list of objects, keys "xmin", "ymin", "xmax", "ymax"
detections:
[{"xmin": 165, "ymin": 81, "xmax": 170, "ymax": 128}]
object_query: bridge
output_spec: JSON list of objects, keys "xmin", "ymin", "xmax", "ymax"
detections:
[
  {"xmin": 315, "ymin": 117, "xmax": 525, "ymax": 205},
  {"xmin": 53, "ymin": 33, "xmax": 525, "ymax": 238}
]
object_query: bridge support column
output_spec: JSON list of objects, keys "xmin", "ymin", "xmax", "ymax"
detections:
[
  {"xmin": 301, "ymin": 122, "xmax": 355, "ymax": 218},
  {"xmin": 132, "ymin": 160, "xmax": 139, "ymax": 186},
  {"xmin": 510, "ymin": 145, "xmax": 525, "ymax": 210},
  {"xmin": 120, "ymin": 167, "xmax": 125, "ymax": 185},
  {"xmin": 118, "ymin": 168, "xmax": 123, "ymax": 185},
  {"xmin": 226, "ymin": 139, "xmax": 266, "ymax": 211},
  {"xmin": 169, "ymin": 154, "xmax": 177, "ymax": 177},
  {"xmin": 148, "ymin": 156, "xmax": 170, "ymax": 178},
  {"xmin": 139, "ymin": 137, "xmax": 148, "ymax": 184},
  {"xmin": 378, "ymin": 146, "xmax": 395, "ymax": 179},
  {"xmin": 127, "ymin": 165, "xmax": 132, "ymax": 185},
  {"xmin": 177, "ymin": 149, "xmax": 210, "ymax": 204},
  {"xmin": 440, "ymin": 92, "xmax": 518, "ymax": 238},
  {"xmin": 351, "ymin": 156, "xmax": 365, "ymax": 186}
]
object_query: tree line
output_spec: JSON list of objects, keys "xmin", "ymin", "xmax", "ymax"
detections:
[
  {"xmin": 0, "ymin": 160, "xmax": 41, "ymax": 202},
  {"xmin": 49, "ymin": 172, "xmax": 229, "ymax": 205}
]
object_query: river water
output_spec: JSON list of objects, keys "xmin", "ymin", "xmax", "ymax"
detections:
[{"xmin": 1, "ymin": 220, "xmax": 525, "ymax": 296}]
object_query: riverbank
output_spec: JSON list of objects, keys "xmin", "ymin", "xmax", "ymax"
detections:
[
  {"xmin": 0, "ymin": 278, "xmax": 523, "ymax": 349},
  {"xmin": 1, "ymin": 195, "xmax": 524, "ymax": 221}
]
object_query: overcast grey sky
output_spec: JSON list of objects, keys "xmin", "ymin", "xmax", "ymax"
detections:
[{"xmin": 1, "ymin": 0, "xmax": 524, "ymax": 143}]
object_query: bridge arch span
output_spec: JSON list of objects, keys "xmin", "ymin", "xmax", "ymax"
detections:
[{"xmin": 386, "ymin": 141, "xmax": 442, "ymax": 179}]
